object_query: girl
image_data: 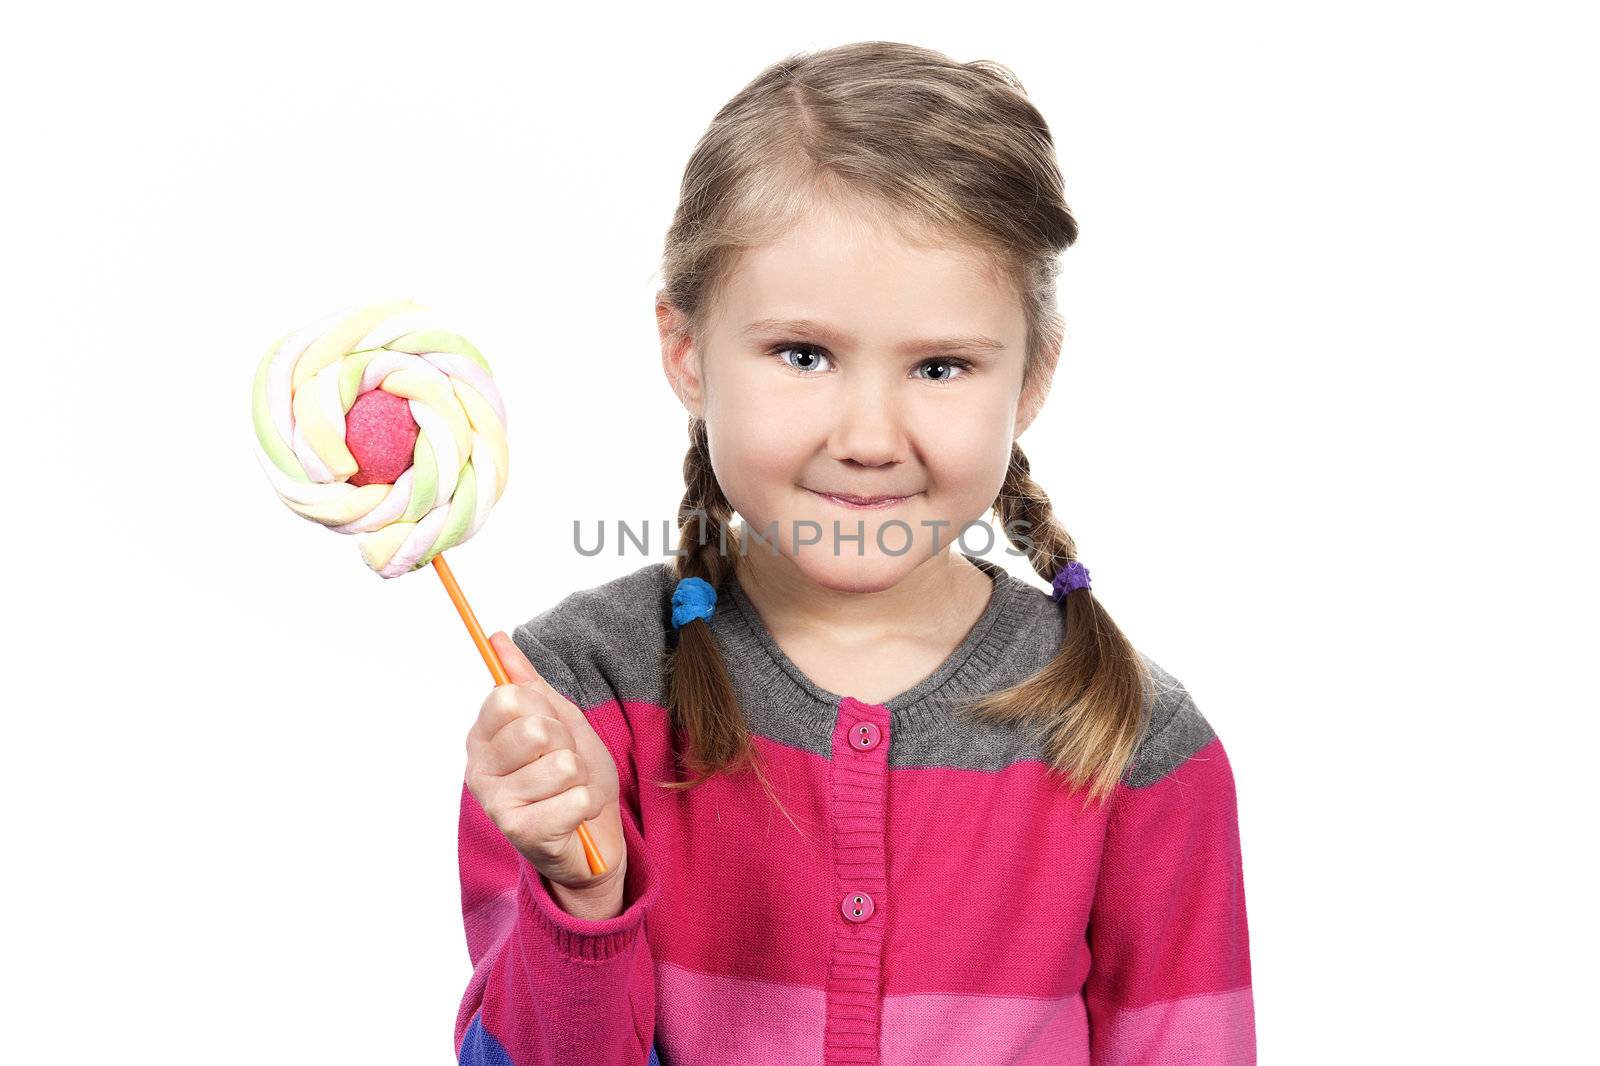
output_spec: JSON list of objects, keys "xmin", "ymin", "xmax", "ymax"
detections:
[{"xmin": 457, "ymin": 41, "xmax": 1253, "ymax": 1066}]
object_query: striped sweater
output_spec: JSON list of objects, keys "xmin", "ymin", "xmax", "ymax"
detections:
[{"xmin": 455, "ymin": 553, "xmax": 1254, "ymax": 1065}]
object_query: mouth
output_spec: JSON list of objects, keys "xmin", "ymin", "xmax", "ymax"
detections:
[{"xmin": 806, "ymin": 488, "xmax": 919, "ymax": 510}]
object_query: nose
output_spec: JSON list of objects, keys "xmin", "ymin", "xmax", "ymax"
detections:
[{"xmin": 826, "ymin": 371, "xmax": 909, "ymax": 468}]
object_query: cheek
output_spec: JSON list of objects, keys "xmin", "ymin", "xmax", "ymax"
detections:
[
  {"xmin": 703, "ymin": 389, "xmax": 809, "ymax": 515},
  {"xmin": 911, "ymin": 405, "xmax": 1012, "ymax": 503}
]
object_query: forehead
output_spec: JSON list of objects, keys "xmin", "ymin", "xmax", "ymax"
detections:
[{"xmin": 711, "ymin": 200, "xmax": 1024, "ymax": 346}]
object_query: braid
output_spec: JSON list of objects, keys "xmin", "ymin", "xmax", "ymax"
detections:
[
  {"xmin": 676, "ymin": 418, "xmax": 738, "ymax": 590},
  {"xmin": 660, "ymin": 417, "xmax": 747, "ymax": 784},
  {"xmin": 657, "ymin": 418, "xmax": 805, "ymax": 849},
  {"xmin": 656, "ymin": 419, "xmax": 810, "ymax": 840},
  {"xmin": 972, "ymin": 441, "xmax": 1152, "ymax": 806},
  {"xmin": 996, "ymin": 443, "xmax": 1079, "ymax": 585}
]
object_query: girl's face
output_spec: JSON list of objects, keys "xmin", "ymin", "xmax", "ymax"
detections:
[{"xmin": 661, "ymin": 197, "xmax": 1052, "ymax": 594}]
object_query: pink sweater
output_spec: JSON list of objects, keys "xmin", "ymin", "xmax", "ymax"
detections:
[{"xmin": 455, "ymin": 555, "xmax": 1254, "ymax": 1065}]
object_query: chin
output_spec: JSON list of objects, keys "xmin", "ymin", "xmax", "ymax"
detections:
[{"xmin": 789, "ymin": 550, "xmax": 922, "ymax": 594}]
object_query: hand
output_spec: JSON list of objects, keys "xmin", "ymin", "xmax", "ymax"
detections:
[{"xmin": 465, "ymin": 631, "xmax": 626, "ymax": 896}]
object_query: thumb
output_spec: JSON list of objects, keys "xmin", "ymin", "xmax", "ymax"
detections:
[{"xmin": 489, "ymin": 630, "xmax": 548, "ymax": 690}]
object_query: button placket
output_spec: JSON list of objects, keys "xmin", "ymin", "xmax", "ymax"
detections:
[{"xmin": 825, "ymin": 696, "xmax": 891, "ymax": 1062}]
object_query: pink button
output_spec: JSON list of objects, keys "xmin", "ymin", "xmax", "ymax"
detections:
[
  {"xmin": 849, "ymin": 721, "xmax": 881, "ymax": 751},
  {"xmin": 841, "ymin": 890, "xmax": 875, "ymax": 923}
]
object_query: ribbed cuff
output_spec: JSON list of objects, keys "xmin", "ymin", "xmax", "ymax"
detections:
[{"xmin": 517, "ymin": 805, "xmax": 659, "ymax": 962}]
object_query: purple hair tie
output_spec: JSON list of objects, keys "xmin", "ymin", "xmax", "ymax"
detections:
[{"xmin": 1051, "ymin": 560, "xmax": 1091, "ymax": 603}]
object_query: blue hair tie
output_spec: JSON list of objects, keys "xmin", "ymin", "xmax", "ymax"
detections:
[
  {"xmin": 671, "ymin": 576, "xmax": 718, "ymax": 629},
  {"xmin": 1050, "ymin": 560, "xmax": 1091, "ymax": 603}
]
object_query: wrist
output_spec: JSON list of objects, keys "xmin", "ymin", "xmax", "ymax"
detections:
[{"xmin": 546, "ymin": 861, "xmax": 627, "ymax": 921}]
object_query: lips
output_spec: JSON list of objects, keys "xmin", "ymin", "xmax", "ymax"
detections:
[{"xmin": 808, "ymin": 488, "xmax": 917, "ymax": 509}]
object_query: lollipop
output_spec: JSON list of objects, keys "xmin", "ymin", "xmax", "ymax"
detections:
[
  {"xmin": 250, "ymin": 297, "xmax": 507, "ymax": 577},
  {"xmin": 250, "ymin": 298, "xmax": 606, "ymax": 874}
]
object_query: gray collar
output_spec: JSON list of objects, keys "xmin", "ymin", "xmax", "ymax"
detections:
[{"xmin": 707, "ymin": 552, "xmax": 1039, "ymax": 740}]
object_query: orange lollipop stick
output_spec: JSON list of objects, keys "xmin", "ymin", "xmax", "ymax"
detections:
[{"xmin": 431, "ymin": 552, "xmax": 608, "ymax": 877}]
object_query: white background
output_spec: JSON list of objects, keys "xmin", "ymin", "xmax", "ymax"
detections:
[{"xmin": 4, "ymin": 1, "xmax": 1595, "ymax": 1061}]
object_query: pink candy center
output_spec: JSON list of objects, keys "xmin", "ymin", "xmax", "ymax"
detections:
[{"xmin": 344, "ymin": 388, "xmax": 420, "ymax": 487}]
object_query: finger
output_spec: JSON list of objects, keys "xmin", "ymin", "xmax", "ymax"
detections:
[
  {"xmin": 490, "ymin": 630, "xmax": 555, "ymax": 695},
  {"xmin": 489, "ymin": 630, "xmax": 595, "ymax": 737},
  {"xmin": 467, "ymin": 680, "xmax": 535, "ymax": 753},
  {"xmin": 518, "ymin": 784, "xmax": 608, "ymax": 847},
  {"xmin": 484, "ymin": 709, "xmax": 578, "ymax": 777},
  {"xmin": 497, "ymin": 746, "xmax": 589, "ymax": 807}
]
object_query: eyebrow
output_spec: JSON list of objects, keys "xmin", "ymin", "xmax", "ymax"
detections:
[{"xmin": 741, "ymin": 317, "xmax": 1006, "ymax": 357}]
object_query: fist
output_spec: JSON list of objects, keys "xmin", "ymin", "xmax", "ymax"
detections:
[{"xmin": 465, "ymin": 631, "xmax": 625, "ymax": 894}]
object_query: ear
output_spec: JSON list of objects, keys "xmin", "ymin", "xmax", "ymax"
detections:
[
  {"xmin": 658, "ymin": 296, "xmax": 706, "ymax": 418},
  {"xmin": 1014, "ymin": 323, "xmax": 1063, "ymax": 437}
]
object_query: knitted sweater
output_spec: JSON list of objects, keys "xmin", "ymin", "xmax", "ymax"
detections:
[{"xmin": 455, "ymin": 554, "xmax": 1254, "ymax": 1065}]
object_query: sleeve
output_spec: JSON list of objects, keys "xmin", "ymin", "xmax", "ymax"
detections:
[
  {"xmin": 453, "ymin": 614, "xmax": 662, "ymax": 1066},
  {"xmin": 1084, "ymin": 663, "xmax": 1255, "ymax": 1065}
]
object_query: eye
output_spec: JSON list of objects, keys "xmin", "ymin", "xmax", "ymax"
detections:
[
  {"xmin": 771, "ymin": 342, "xmax": 833, "ymax": 375},
  {"xmin": 914, "ymin": 357, "xmax": 973, "ymax": 384},
  {"xmin": 768, "ymin": 343, "xmax": 975, "ymax": 383}
]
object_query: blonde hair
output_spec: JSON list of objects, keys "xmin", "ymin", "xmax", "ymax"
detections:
[{"xmin": 656, "ymin": 41, "xmax": 1151, "ymax": 806}]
